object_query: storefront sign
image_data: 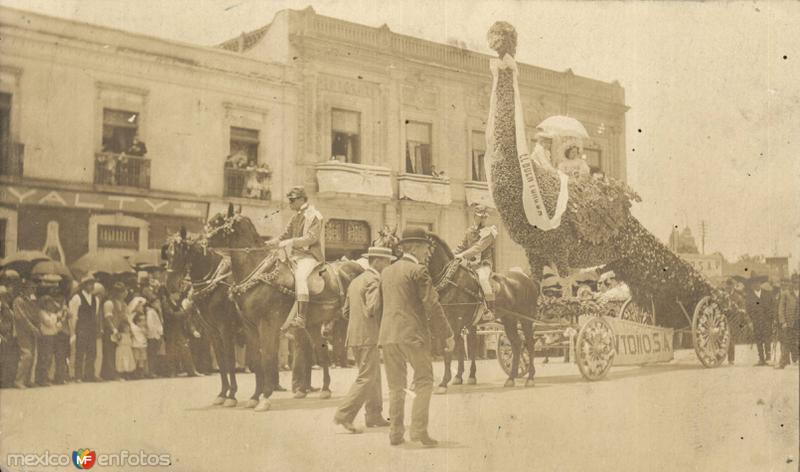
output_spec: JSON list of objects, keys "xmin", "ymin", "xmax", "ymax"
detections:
[{"xmin": 0, "ymin": 185, "xmax": 207, "ymax": 219}]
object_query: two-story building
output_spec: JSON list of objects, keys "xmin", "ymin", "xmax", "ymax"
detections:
[{"xmin": 0, "ymin": 5, "xmax": 628, "ymax": 269}]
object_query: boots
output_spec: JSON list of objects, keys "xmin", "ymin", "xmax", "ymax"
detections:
[
  {"xmin": 292, "ymin": 301, "xmax": 308, "ymax": 330},
  {"xmin": 482, "ymin": 299, "xmax": 496, "ymax": 322}
]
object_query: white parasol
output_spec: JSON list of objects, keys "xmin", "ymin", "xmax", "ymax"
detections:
[{"xmin": 536, "ymin": 115, "xmax": 590, "ymax": 140}]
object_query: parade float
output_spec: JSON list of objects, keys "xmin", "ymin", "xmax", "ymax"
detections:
[{"xmin": 484, "ymin": 22, "xmax": 742, "ymax": 380}]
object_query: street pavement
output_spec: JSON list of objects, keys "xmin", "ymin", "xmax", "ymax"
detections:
[{"xmin": 1, "ymin": 346, "xmax": 797, "ymax": 472}]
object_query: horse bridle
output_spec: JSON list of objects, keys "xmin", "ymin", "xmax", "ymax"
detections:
[{"xmin": 428, "ymin": 237, "xmax": 482, "ymax": 303}]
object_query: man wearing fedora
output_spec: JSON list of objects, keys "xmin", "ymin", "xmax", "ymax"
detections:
[
  {"xmin": 13, "ymin": 278, "xmax": 41, "ymax": 388},
  {"xmin": 454, "ymin": 203, "xmax": 498, "ymax": 315},
  {"xmin": 776, "ymin": 274, "xmax": 799, "ymax": 368},
  {"xmin": 746, "ymin": 274, "xmax": 775, "ymax": 366},
  {"xmin": 379, "ymin": 227, "xmax": 454, "ymax": 447},
  {"xmin": 69, "ymin": 274, "xmax": 103, "ymax": 382},
  {"xmin": 264, "ymin": 186, "xmax": 324, "ymax": 334},
  {"xmin": 333, "ymin": 246, "xmax": 395, "ymax": 434}
]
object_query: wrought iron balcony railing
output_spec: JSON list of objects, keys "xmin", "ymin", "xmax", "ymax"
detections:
[{"xmin": 94, "ymin": 152, "xmax": 151, "ymax": 189}]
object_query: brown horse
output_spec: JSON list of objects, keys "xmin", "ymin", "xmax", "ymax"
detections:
[
  {"xmin": 163, "ymin": 228, "xmax": 242, "ymax": 406},
  {"xmin": 205, "ymin": 207, "xmax": 364, "ymax": 411},
  {"xmin": 424, "ymin": 233, "xmax": 540, "ymax": 389}
]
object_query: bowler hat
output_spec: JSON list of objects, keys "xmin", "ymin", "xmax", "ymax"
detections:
[
  {"xmin": 286, "ymin": 186, "xmax": 308, "ymax": 201},
  {"xmin": 399, "ymin": 227, "xmax": 431, "ymax": 245},
  {"xmin": 38, "ymin": 274, "xmax": 63, "ymax": 286},
  {"xmin": 362, "ymin": 246, "xmax": 397, "ymax": 261}
]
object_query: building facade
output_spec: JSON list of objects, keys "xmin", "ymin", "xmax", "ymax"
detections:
[{"xmin": 0, "ymin": 6, "xmax": 627, "ymax": 269}]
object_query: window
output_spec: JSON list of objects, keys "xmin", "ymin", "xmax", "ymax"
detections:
[
  {"xmin": 0, "ymin": 93, "xmax": 10, "ymax": 142},
  {"xmin": 405, "ymin": 121, "xmax": 432, "ymax": 175},
  {"xmin": 97, "ymin": 225, "xmax": 140, "ymax": 250},
  {"xmin": 331, "ymin": 109, "xmax": 361, "ymax": 164},
  {"xmin": 471, "ymin": 131, "xmax": 486, "ymax": 181},
  {"xmin": 584, "ymin": 148, "xmax": 602, "ymax": 175},
  {"xmin": 102, "ymin": 108, "xmax": 139, "ymax": 154},
  {"xmin": 228, "ymin": 127, "xmax": 259, "ymax": 167},
  {"xmin": 324, "ymin": 219, "xmax": 371, "ymax": 261},
  {"xmin": 0, "ymin": 219, "xmax": 6, "ymax": 259}
]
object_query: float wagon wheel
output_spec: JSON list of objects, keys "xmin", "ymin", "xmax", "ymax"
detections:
[
  {"xmin": 575, "ymin": 317, "xmax": 615, "ymax": 381},
  {"xmin": 496, "ymin": 332, "xmax": 531, "ymax": 378},
  {"xmin": 692, "ymin": 296, "xmax": 730, "ymax": 368},
  {"xmin": 619, "ymin": 297, "xmax": 655, "ymax": 325}
]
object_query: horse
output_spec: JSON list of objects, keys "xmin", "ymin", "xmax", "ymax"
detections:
[
  {"xmin": 424, "ymin": 233, "xmax": 540, "ymax": 389},
  {"xmin": 162, "ymin": 228, "xmax": 241, "ymax": 407},
  {"xmin": 205, "ymin": 206, "xmax": 364, "ymax": 411}
]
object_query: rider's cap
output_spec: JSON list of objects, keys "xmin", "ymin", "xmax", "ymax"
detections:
[
  {"xmin": 399, "ymin": 227, "xmax": 431, "ymax": 245},
  {"xmin": 362, "ymin": 246, "xmax": 397, "ymax": 261},
  {"xmin": 286, "ymin": 186, "xmax": 308, "ymax": 201}
]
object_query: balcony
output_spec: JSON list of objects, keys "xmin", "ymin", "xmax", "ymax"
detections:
[
  {"xmin": 315, "ymin": 161, "xmax": 392, "ymax": 198},
  {"xmin": 224, "ymin": 166, "xmax": 271, "ymax": 201},
  {"xmin": 464, "ymin": 180, "xmax": 495, "ymax": 208},
  {"xmin": 397, "ymin": 173, "xmax": 451, "ymax": 205},
  {"xmin": 94, "ymin": 152, "xmax": 150, "ymax": 189},
  {"xmin": 0, "ymin": 141, "xmax": 24, "ymax": 177}
]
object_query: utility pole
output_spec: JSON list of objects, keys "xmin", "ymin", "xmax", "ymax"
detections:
[{"xmin": 700, "ymin": 220, "xmax": 707, "ymax": 255}]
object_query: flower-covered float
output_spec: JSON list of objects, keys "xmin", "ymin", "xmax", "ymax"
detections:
[{"xmin": 484, "ymin": 22, "xmax": 740, "ymax": 379}]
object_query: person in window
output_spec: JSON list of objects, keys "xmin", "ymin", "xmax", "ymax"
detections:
[
  {"xmin": 126, "ymin": 133, "xmax": 147, "ymax": 157},
  {"xmin": 558, "ymin": 145, "xmax": 590, "ymax": 180}
]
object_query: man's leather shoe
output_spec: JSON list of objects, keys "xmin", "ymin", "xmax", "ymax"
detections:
[
  {"xmin": 333, "ymin": 418, "xmax": 361, "ymax": 434},
  {"xmin": 410, "ymin": 432, "xmax": 439, "ymax": 447},
  {"xmin": 390, "ymin": 436, "xmax": 405, "ymax": 446},
  {"xmin": 366, "ymin": 417, "xmax": 390, "ymax": 427}
]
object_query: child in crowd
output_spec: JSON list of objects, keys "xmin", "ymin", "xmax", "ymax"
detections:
[
  {"xmin": 114, "ymin": 320, "xmax": 136, "ymax": 380},
  {"xmin": 130, "ymin": 313, "xmax": 149, "ymax": 379}
]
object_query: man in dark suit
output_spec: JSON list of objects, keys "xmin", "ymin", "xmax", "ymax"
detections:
[
  {"xmin": 776, "ymin": 274, "xmax": 799, "ymax": 369},
  {"xmin": 333, "ymin": 247, "xmax": 395, "ymax": 433},
  {"xmin": 69, "ymin": 274, "xmax": 103, "ymax": 382},
  {"xmin": 378, "ymin": 228, "xmax": 454, "ymax": 447},
  {"xmin": 746, "ymin": 275, "xmax": 775, "ymax": 366}
]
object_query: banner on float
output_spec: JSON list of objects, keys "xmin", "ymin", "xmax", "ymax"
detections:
[{"xmin": 579, "ymin": 315, "xmax": 674, "ymax": 365}]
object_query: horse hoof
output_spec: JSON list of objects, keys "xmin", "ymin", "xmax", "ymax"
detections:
[
  {"xmin": 504, "ymin": 379, "xmax": 515, "ymax": 388},
  {"xmin": 434, "ymin": 386, "xmax": 447, "ymax": 395},
  {"xmin": 212, "ymin": 396, "xmax": 226, "ymax": 406},
  {"xmin": 244, "ymin": 399, "xmax": 259, "ymax": 409},
  {"xmin": 466, "ymin": 377, "xmax": 477, "ymax": 385},
  {"xmin": 452, "ymin": 377, "xmax": 463, "ymax": 385},
  {"xmin": 254, "ymin": 399, "xmax": 271, "ymax": 412},
  {"xmin": 524, "ymin": 379, "xmax": 535, "ymax": 388},
  {"xmin": 223, "ymin": 398, "xmax": 238, "ymax": 407},
  {"xmin": 294, "ymin": 391, "xmax": 307, "ymax": 399},
  {"xmin": 319, "ymin": 390, "xmax": 332, "ymax": 400}
]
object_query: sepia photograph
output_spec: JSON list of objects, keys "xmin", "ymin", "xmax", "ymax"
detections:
[{"xmin": 0, "ymin": 1, "xmax": 797, "ymax": 471}]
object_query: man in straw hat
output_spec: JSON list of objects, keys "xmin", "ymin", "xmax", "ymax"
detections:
[
  {"xmin": 775, "ymin": 273, "xmax": 799, "ymax": 369},
  {"xmin": 454, "ymin": 203, "xmax": 498, "ymax": 315},
  {"xmin": 378, "ymin": 227, "xmax": 454, "ymax": 447},
  {"xmin": 333, "ymin": 246, "xmax": 395, "ymax": 434},
  {"xmin": 745, "ymin": 273, "xmax": 774, "ymax": 366},
  {"xmin": 68, "ymin": 274, "xmax": 102, "ymax": 382},
  {"xmin": 265, "ymin": 186, "xmax": 324, "ymax": 334}
]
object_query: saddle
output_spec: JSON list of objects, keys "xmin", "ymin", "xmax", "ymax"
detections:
[{"xmin": 279, "ymin": 260, "xmax": 344, "ymax": 302}]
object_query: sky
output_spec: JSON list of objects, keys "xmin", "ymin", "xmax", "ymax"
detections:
[{"xmin": 3, "ymin": 0, "xmax": 799, "ymax": 270}]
